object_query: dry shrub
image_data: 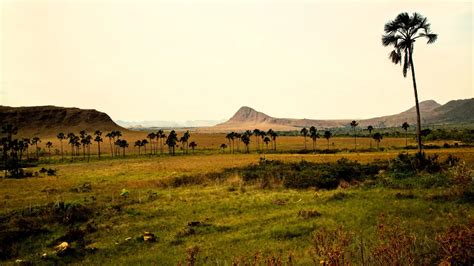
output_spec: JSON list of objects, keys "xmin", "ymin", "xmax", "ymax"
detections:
[
  {"xmin": 436, "ymin": 219, "xmax": 474, "ymax": 265},
  {"xmin": 297, "ymin": 209, "xmax": 322, "ymax": 219},
  {"xmin": 370, "ymin": 215, "xmax": 416, "ymax": 265},
  {"xmin": 309, "ymin": 226, "xmax": 353, "ymax": 266}
]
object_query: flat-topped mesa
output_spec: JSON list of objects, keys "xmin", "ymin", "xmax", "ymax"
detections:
[{"xmin": 0, "ymin": 105, "xmax": 127, "ymax": 136}]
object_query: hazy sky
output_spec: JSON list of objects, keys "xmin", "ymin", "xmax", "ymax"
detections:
[{"xmin": 1, "ymin": 0, "xmax": 472, "ymax": 122}]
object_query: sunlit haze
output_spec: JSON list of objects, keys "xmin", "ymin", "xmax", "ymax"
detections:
[{"xmin": 1, "ymin": 0, "xmax": 472, "ymax": 122}]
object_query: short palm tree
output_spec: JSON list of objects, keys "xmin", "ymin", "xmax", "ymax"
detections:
[
  {"xmin": 220, "ymin": 143, "xmax": 227, "ymax": 153},
  {"xmin": 94, "ymin": 130, "xmax": 103, "ymax": 159},
  {"xmin": 324, "ymin": 130, "xmax": 332, "ymax": 150},
  {"xmin": 220, "ymin": 143, "xmax": 228, "ymax": 153},
  {"xmin": 402, "ymin": 122, "xmax": 410, "ymax": 147},
  {"xmin": 300, "ymin": 128, "xmax": 309, "ymax": 150},
  {"xmin": 267, "ymin": 129, "xmax": 278, "ymax": 151},
  {"xmin": 367, "ymin": 125, "xmax": 374, "ymax": 149},
  {"xmin": 309, "ymin": 126, "xmax": 319, "ymax": 152},
  {"xmin": 382, "ymin": 12, "xmax": 437, "ymax": 154},
  {"xmin": 350, "ymin": 120, "xmax": 358, "ymax": 150},
  {"xmin": 31, "ymin": 137, "xmax": 41, "ymax": 159},
  {"xmin": 57, "ymin": 132, "xmax": 66, "ymax": 160},
  {"xmin": 189, "ymin": 141, "xmax": 197, "ymax": 153},
  {"xmin": 46, "ymin": 141, "xmax": 53, "ymax": 160},
  {"xmin": 106, "ymin": 132, "xmax": 114, "ymax": 157},
  {"xmin": 373, "ymin": 132, "xmax": 383, "ymax": 150}
]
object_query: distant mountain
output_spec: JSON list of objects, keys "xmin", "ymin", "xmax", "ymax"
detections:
[
  {"xmin": 116, "ymin": 119, "xmax": 225, "ymax": 128},
  {"xmin": 0, "ymin": 105, "xmax": 126, "ymax": 136},
  {"xmin": 213, "ymin": 98, "xmax": 474, "ymax": 131}
]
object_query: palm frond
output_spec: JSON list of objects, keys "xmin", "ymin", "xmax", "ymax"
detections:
[
  {"xmin": 382, "ymin": 34, "xmax": 400, "ymax": 47},
  {"xmin": 396, "ymin": 39, "xmax": 410, "ymax": 50},
  {"xmin": 426, "ymin": 33, "xmax": 437, "ymax": 43},
  {"xmin": 389, "ymin": 49, "xmax": 402, "ymax": 65}
]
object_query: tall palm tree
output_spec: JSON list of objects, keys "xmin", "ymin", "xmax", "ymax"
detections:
[
  {"xmin": 373, "ymin": 132, "xmax": 383, "ymax": 150},
  {"xmin": 263, "ymin": 136, "xmax": 270, "ymax": 151},
  {"xmin": 114, "ymin": 131, "xmax": 122, "ymax": 156},
  {"xmin": 350, "ymin": 120, "xmax": 358, "ymax": 151},
  {"xmin": 234, "ymin": 133, "xmax": 241, "ymax": 152},
  {"xmin": 253, "ymin": 129, "xmax": 261, "ymax": 151},
  {"xmin": 267, "ymin": 129, "xmax": 278, "ymax": 151},
  {"xmin": 382, "ymin": 12, "xmax": 437, "ymax": 153},
  {"xmin": 182, "ymin": 131, "xmax": 190, "ymax": 154},
  {"xmin": 106, "ymin": 132, "xmax": 114, "ymax": 157},
  {"xmin": 309, "ymin": 126, "xmax": 320, "ymax": 152},
  {"xmin": 300, "ymin": 127, "xmax": 309, "ymax": 150},
  {"xmin": 225, "ymin": 132, "xmax": 234, "ymax": 154},
  {"xmin": 189, "ymin": 141, "xmax": 197, "ymax": 153},
  {"xmin": 135, "ymin": 140, "xmax": 143, "ymax": 155},
  {"xmin": 402, "ymin": 122, "xmax": 410, "ymax": 148},
  {"xmin": 57, "ymin": 132, "xmax": 66, "ymax": 160},
  {"xmin": 166, "ymin": 130, "xmax": 178, "ymax": 155},
  {"xmin": 31, "ymin": 137, "xmax": 41, "ymax": 159},
  {"xmin": 324, "ymin": 130, "xmax": 332, "ymax": 150},
  {"xmin": 157, "ymin": 130, "xmax": 166, "ymax": 154},
  {"xmin": 147, "ymin": 132, "xmax": 156, "ymax": 155},
  {"xmin": 141, "ymin": 139, "xmax": 149, "ymax": 154},
  {"xmin": 67, "ymin": 133, "xmax": 76, "ymax": 159},
  {"xmin": 94, "ymin": 130, "xmax": 103, "ymax": 160},
  {"xmin": 46, "ymin": 141, "xmax": 53, "ymax": 160},
  {"xmin": 367, "ymin": 125, "xmax": 374, "ymax": 149},
  {"xmin": 116, "ymin": 139, "xmax": 128, "ymax": 157},
  {"xmin": 241, "ymin": 134, "xmax": 250, "ymax": 153}
]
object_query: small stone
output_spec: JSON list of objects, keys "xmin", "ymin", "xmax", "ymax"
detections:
[
  {"xmin": 143, "ymin": 231, "xmax": 156, "ymax": 242},
  {"xmin": 54, "ymin": 242, "xmax": 70, "ymax": 256},
  {"xmin": 125, "ymin": 237, "xmax": 132, "ymax": 241}
]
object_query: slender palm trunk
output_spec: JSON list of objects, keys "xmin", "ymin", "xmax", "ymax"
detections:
[
  {"xmin": 409, "ymin": 48, "xmax": 422, "ymax": 154},
  {"xmin": 98, "ymin": 142, "xmax": 101, "ymax": 159},
  {"xmin": 312, "ymin": 139, "xmax": 315, "ymax": 152},
  {"xmin": 405, "ymin": 130, "xmax": 408, "ymax": 147},
  {"xmin": 48, "ymin": 147, "xmax": 51, "ymax": 160},
  {"xmin": 60, "ymin": 140, "xmax": 64, "ymax": 160},
  {"xmin": 304, "ymin": 136, "xmax": 307, "ymax": 150},
  {"xmin": 353, "ymin": 129, "xmax": 357, "ymax": 151}
]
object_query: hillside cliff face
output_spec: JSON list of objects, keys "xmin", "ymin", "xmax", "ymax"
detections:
[
  {"xmin": 0, "ymin": 105, "xmax": 126, "ymax": 136},
  {"xmin": 214, "ymin": 98, "xmax": 474, "ymax": 131}
]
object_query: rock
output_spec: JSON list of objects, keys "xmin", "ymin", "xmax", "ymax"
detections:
[
  {"xmin": 187, "ymin": 221, "xmax": 202, "ymax": 227},
  {"xmin": 143, "ymin": 232, "xmax": 156, "ymax": 242},
  {"xmin": 54, "ymin": 242, "xmax": 70, "ymax": 256},
  {"xmin": 339, "ymin": 180, "xmax": 350, "ymax": 189},
  {"xmin": 124, "ymin": 237, "xmax": 132, "ymax": 241}
]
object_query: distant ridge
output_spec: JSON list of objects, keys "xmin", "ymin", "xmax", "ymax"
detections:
[
  {"xmin": 213, "ymin": 98, "xmax": 474, "ymax": 131},
  {"xmin": 0, "ymin": 105, "xmax": 127, "ymax": 136}
]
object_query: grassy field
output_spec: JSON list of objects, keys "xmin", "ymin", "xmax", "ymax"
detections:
[{"xmin": 1, "ymin": 136, "xmax": 473, "ymax": 265}]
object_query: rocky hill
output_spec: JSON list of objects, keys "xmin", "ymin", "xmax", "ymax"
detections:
[
  {"xmin": 0, "ymin": 105, "xmax": 126, "ymax": 136},
  {"xmin": 213, "ymin": 98, "xmax": 474, "ymax": 131}
]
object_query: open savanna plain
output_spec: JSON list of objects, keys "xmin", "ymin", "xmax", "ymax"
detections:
[{"xmin": 1, "ymin": 132, "xmax": 473, "ymax": 265}]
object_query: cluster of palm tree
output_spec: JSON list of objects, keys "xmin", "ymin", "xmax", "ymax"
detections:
[
  {"xmin": 145, "ymin": 130, "xmax": 167, "ymax": 155},
  {"xmin": 224, "ymin": 129, "xmax": 278, "ymax": 153},
  {"xmin": 299, "ymin": 127, "xmax": 333, "ymax": 151}
]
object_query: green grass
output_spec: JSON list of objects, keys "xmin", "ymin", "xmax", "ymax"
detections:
[{"xmin": 1, "ymin": 150, "xmax": 473, "ymax": 265}]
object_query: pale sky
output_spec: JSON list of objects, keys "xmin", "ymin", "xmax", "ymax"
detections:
[{"xmin": 1, "ymin": 0, "xmax": 472, "ymax": 122}]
